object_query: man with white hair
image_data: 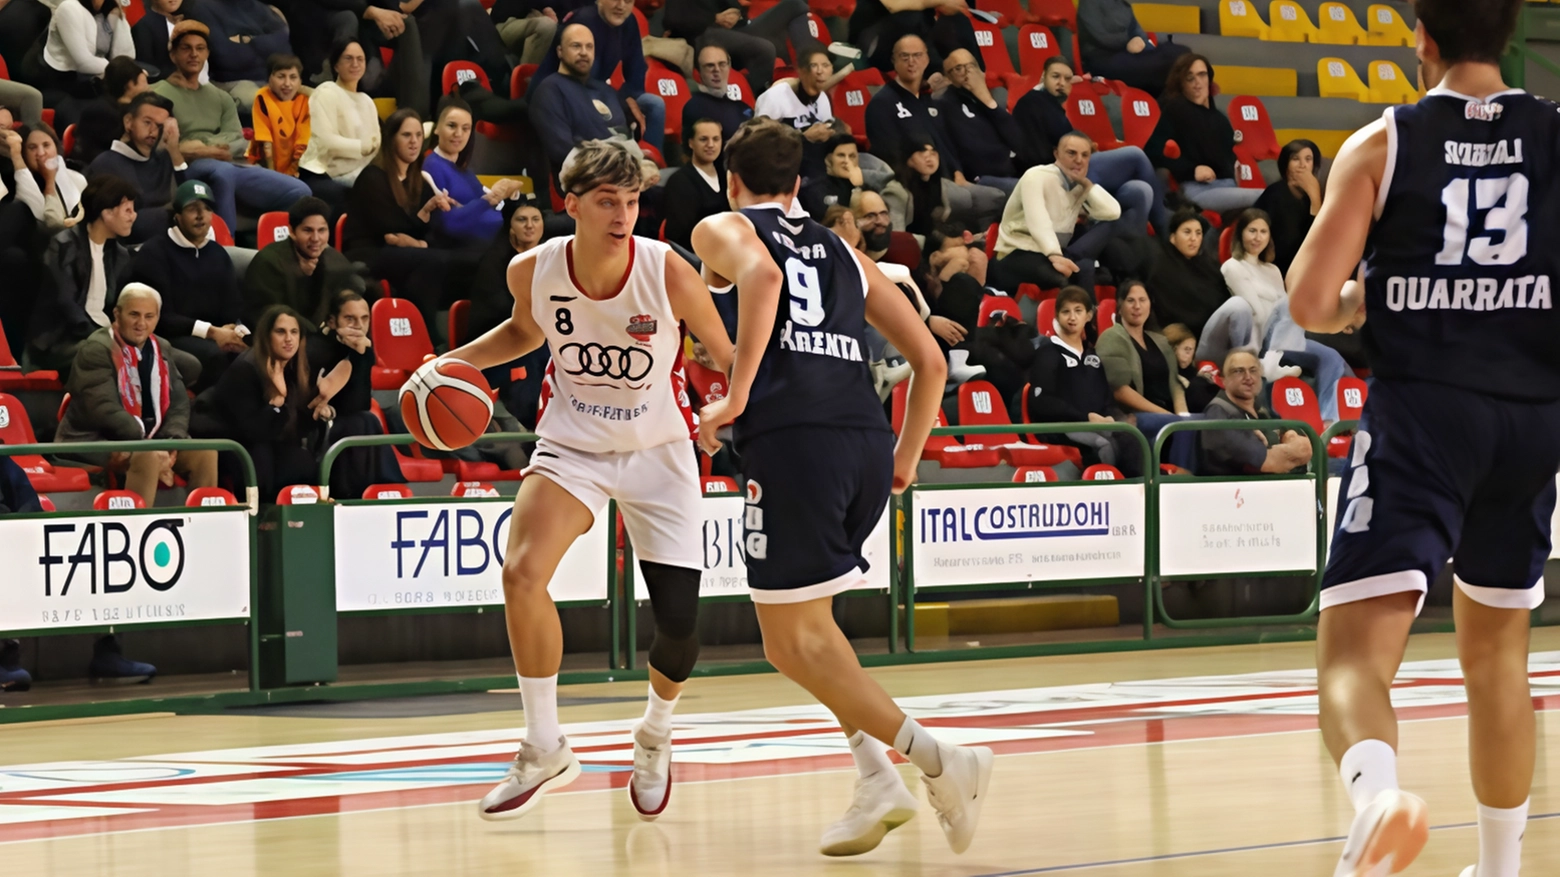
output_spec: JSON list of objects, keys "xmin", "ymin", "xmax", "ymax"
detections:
[{"xmin": 55, "ymin": 282, "xmax": 218, "ymax": 509}]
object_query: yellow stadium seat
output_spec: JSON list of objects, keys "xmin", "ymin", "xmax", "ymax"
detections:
[
  {"xmin": 1219, "ymin": 0, "xmax": 1269, "ymax": 39},
  {"xmin": 1365, "ymin": 4, "xmax": 1415, "ymax": 46},
  {"xmin": 1268, "ymin": 1, "xmax": 1319, "ymax": 42},
  {"xmin": 1318, "ymin": 57, "xmax": 1370, "ymax": 100},
  {"xmin": 1218, "ymin": 65, "xmax": 1299, "ymax": 96},
  {"xmin": 1316, "ymin": 2, "xmax": 1369, "ymax": 44},
  {"xmin": 1367, "ymin": 60, "xmax": 1420, "ymax": 103},
  {"xmin": 1131, "ymin": 2, "xmax": 1202, "ymax": 34},
  {"xmin": 1274, "ymin": 128, "xmax": 1352, "ymax": 158}
]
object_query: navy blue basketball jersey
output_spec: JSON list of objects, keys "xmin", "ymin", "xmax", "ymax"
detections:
[
  {"xmin": 732, "ymin": 204, "xmax": 891, "ymax": 442},
  {"xmin": 1364, "ymin": 87, "xmax": 1560, "ymax": 399}
]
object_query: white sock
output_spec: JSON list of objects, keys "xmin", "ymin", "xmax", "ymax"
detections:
[
  {"xmin": 847, "ymin": 729, "xmax": 896, "ymax": 778},
  {"xmin": 892, "ymin": 718, "xmax": 944, "ymax": 777},
  {"xmin": 1476, "ymin": 798, "xmax": 1529, "ymax": 877},
  {"xmin": 640, "ymin": 684, "xmax": 678, "ymax": 740},
  {"xmin": 519, "ymin": 674, "xmax": 562, "ymax": 752},
  {"xmin": 1339, "ymin": 739, "xmax": 1399, "ymax": 813}
]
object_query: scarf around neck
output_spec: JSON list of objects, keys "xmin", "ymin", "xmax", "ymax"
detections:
[{"xmin": 113, "ymin": 327, "xmax": 170, "ymax": 437}]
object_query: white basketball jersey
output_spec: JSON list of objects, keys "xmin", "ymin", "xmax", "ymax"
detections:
[{"xmin": 530, "ymin": 236, "xmax": 694, "ymax": 454}]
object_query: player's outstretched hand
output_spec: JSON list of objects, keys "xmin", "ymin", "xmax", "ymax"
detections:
[{"xmin": 697, "ymin": 397, "xmax": 740, "ymax": 455}]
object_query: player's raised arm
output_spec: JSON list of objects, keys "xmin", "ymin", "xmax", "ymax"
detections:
[
  {"xmin": 690, "ymin": 211, "xmax": 784, "ymax": 413},
  {"xmin": 445, "ymin": 250, "xmax": 548, "ymax": 370},
  {"xmin": 856, "ymin": 251, "xmax": 947, "ymax": 493},
  {"xmin": 665, "ymin": 249, "xmax": 734, "ymax": 374},
  {"xmin": 1288, "ymin": 120, "xmax": 1387, "ymax": 334}
]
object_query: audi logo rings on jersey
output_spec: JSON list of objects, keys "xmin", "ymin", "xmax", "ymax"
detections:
[{"xmin": 559, "ymin": 343, "xmax": 655, "ymax": 380}]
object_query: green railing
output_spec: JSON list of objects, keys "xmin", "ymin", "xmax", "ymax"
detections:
[{"xmin": 318, "ymin": 430, "xmax": 537, "ymax": 497}]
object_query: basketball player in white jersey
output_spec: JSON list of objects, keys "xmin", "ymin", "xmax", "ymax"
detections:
[{"xmin": 409, "ymin": 140, "xmax": 734, "ymax": 822}]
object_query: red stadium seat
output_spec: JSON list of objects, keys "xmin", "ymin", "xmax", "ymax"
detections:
[
  {"xmin": 124, "ymin": 0, "xmax": 144, "ymax": 25},
  {"xmin": 0, "ymin": 392, "xmax": 90, "ymax": 492},
  {"xmin": 1119, "ymin": 88, "xmax": 1160, "ymax": 150},
  {"xmin": 1095, "ymin": 285, "xmax": 1116, "ymax": 302},
  {"xmin": 1007, "ymin": 75, "xmax": 1040, "ymax": 112},
  {"xmin": 830, "ymin": 70, "xmax": 881, "ymax": 150},
  {"xmin": 39, "ymin": 495, "xmax": 56, "ymax": 511},
  {"xmin": 1081, "ymin": 464, "xmax": 1124, "ymax": 481},
  {"xmin": 0, "ymin": 55, "xmax": 7, "ymax": 80},
  {"xmin": 956, "ymin": 380, "xmax": 1079, "ymax": 467},
  {"xmin": 452, "ymin": 481, "xmax": 499, "ymax": 497},
  {"xmin": 1270, "ymin": 376, "xmax": 1324, "ymax": 435},
  {"xmin": 277, "ymin": 484, "xmax": 323, "ymax": 504},
  {"xmin": 1013, "ymin": 466, "xmax": 1060, "ymax": 483},
  {"xmin": 1330, "ymin": 376, "xmax": 1369, "ymax": 457},
  {"xmin": 370, "ymin": 298, "xmax": 434, "ymax": 389},
  {"xmin": 1028, "ymin": 0, "xmax": 1077, "ymax": 31},
  {"xmin": 1197, "ymin": 360, "xmax": 1224, "ymax": 388},
  {"xmin": 983, "ymin": 222, "xmax": 998, "ymax": 261},
  {"xmin": 1233, "ymin": 144, "xmax": 1265, "ymax": 189},
  {"xmin": 511, "ymin": 63, "xmax": 539, "ymax": 98},
  {"xmin": 1096, "ymin": 298, "xmax": 1117, "ymax": 333},
  {"xmin": 971, "ymin": 20, "xmax": 1023, "ymax": 90},
  {"xmin": 976, "ymin": 0, "xmax": 1029, "ymax": 28},
  {"xmin": 977, "ymin": 295, "xmax": 1020, "ymax": 326},
  {"xmin": 1065, "ymin": 90, "xmax": 1124, "ymax": 151},
  {"xmin": 645, "ymin": 60, "xmax": 690, "ymax": 140},
  {"xmin": 685, "ymin": 357, "xmax": 728, "ymax": 405},
  {"xmin": 633, "ymin": 6, "xmax": 648, "ymax": 37},
  {"xmin": 363, "ymin": 483, "xmax": 414, "ymax": 500},
  {"xmin": 809, "ymin": 0, "xmax": 854, "ymax": 17},
  {"xmin": 371, "ymin": 399, "xmax": 443, "ymax": 482},
  {"xmin": 209, "ymin": 213, "xmax": 235, "ymax": 246},
  {"xmin": 891, "ymin": 382, "xmax": 956, "ymax": 461},
  {"xmin": 1219, "ymin": 225, "xmax": 1235, "ymax": 262},
  {"xmin": 1016, "ymin": 25, "xmax": 1060, "ymax": 75},
  {"xmin": 444, "ymin": 459, "xmax": 523, "ymax": 481},
  {"xmin": 441, "ymin": 61, "xmax": 489, "ymax": 95},
  {"xmin": 882, "ymin": 232, "xmax": 921, "ymax": 269},
  {"xmin": 257, "ymin": 211, "xmax": 290, "ymax": 246},
  {"xmin": 186, "ymin": 487, "xmax": 239, "ymax": 507},
  {"xmin": 1227, "ymin": 95, "xmax": 1281, "ymax": 162},
  {"xmin": 639, "ymin": 141, "xmax": 666, "ymax": 168},
  {"xmin": 1036, "ymin": 299, "xmax": 1056, "ymax": 336},
  {"xmin": 703, "ymin": 476, "xmax": 738, "ymax": 495},
  {"xmin": 1020, "ymin": 283, "xmax": 1058, "ymax": 303},
  {"xmin": 334, "ymin": 213, "xmax": 347, "ymax": 251},
  {"xmin": 447, "ymin": 299, "xmax": 471, "ymax": 349},
  {"xmin": 0, "ymin": 320, "xmax": 62, "ymax": 390},
  {"xmin": 93, "ymin": 490, "xmax": 146, "ymax": 510},
  {"xmin": 1160, "ymin": 463, "xmax": 1191, "ymax": 476},
  {"xmin": 61, "ymin": 124, "xmax": 76, "ymax": 159}
]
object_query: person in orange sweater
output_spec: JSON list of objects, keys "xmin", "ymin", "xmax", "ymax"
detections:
[{"xmin": 249, "ymin": 54, "xmax": 310, "ymax": 176}]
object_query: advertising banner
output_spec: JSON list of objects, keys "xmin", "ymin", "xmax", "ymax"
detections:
[
  {"xmin": 911, "ymin": 484, "xmax": 1146, "ymax": 589},
  {"xmin": 334, "ymin": 500, "xmax": 610, "ymax": 610},
  {"xmin": 1159, "ymin": 479, "xmax": 1318, "ymax": 577},
  {"xmin": 2, "ymin": 510, "xmax": 251, "ymax": 632}
]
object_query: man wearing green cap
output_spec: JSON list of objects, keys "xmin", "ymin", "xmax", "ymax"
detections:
[{"xmin": 127, "ymin": 180, "xmax": 248, "ymax": 389}]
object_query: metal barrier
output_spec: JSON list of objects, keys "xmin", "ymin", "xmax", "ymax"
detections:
[{"xmin": 0, "ymin": 439, "xmax": 261, "ymax": 690}]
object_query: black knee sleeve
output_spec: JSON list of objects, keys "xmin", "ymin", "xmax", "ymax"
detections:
[{"xmin": 642, "ymin": 561, "xmax": 702, "ymax": 683}]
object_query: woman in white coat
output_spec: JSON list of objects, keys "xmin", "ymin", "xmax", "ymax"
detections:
[
  {"xmin": 1197, "ymin": 208, "xmax": 1288, "ymax": 367},
  {"xmin": 22, "ymin": 0, "xmax": 132, "ymax": 112}
]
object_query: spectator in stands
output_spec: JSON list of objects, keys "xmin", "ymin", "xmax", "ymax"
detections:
[
  {"xmin": 662, "ymin": 118, "xmax": 726, "ymax": 250},
  {"xmin": 191, "ymin": 304, "xmax": 325, "ymax": 500},
  {"xmin": 152, "ymin": 22, "xmax": 312, "ymax": 236},
  {"xmin": 935, "ymin": 48, "xmax": 1023, "ymax": 194},
  {"xmin": 1024, "ymin": 285, "xmax": 1139, "ymax": 473},
  {"xmin": 925, "ymin": 221, "xmax": 987, "ymax": 286},
  {"xmin": 13, "ymin": 122, "xmax": 89, "ymax": 233},
  {"xmin": 664, "ymin": 0, "xmax": 815, "ymax": 95},
  {"xmin": 406, "ymin": 0, "xmax": 511, "ymax": 100},
  {"xmin": 1207, "ymin": 207, "xmax": 1285, "ymax": 366},
  {"xmin": 893, "ymin": 141, "xmax": 948, "ymax": 235},
  {"xmin": 424, "ymin": 99, "xmax": 526, "ymax": 246},
  {"xmin": 22, "ymin": 0, "xmax": 132, "ymax": 113},
  {"xmin": 132, "ymin": 0, "xmax": 198, "ymax": 83},
  {"xmin": 1254, "ymin": 138, "xmax": 1322, "ymax": 274},
  {"xmin": 127, "ymin": 180, "xmax": 247, "ymax": 389},
  {"xmin": 286, "ymin": 0, "xmax": 427, "ymax": 118},
  {"xmin": 867, "ymin": 36, "xmax": 1004, "ymax": 221},
  {"xmin": 1198, "ymin": 349, "xmax": 1311, "ymax": 475},
  {"xmin": 1077, "ymin": 0, "xmax": 1189, "ymax": 94},
  {"xmin": 73, "ymin": 56, "xmax": 150, "ymax": 164},
  {"xmin": 56, "ymin": 281, "xmax": 219, "ymax": 505},
  {"xmin": 0, "ymin": 117, "xmax": 39, "ymax": 351},
  {"xmin": 296, "ymin": 38, "xmax": 382, "ymax": 218},
  {"xmin": 345, "ymin": 108, "xmax": 475, "ymax": 336},
  {"xmin": 990, "ymin": 131, "xmax": 1119, "ymax": 294},
  {"xmin": 754, "ymin": 47, "xmax": 857, "ymax": 180},
  {"xmin": 1151, "ymin": 53, "xmax": 1260, "ymax": 213},
  {"xmin": 1163, "ymin": 321, "xmax": 1220, "ymax": 413},
  {"xmin": 535, "ymin": 0, "xmax": 666, "ymax": 153},
  {"xmin": 27, "ymin": 175, "xmax": 137, "ymax": 373},
  {"xmin": 0, "ymin": 0, "xmax": 50, "ymax": 95},
  {"xmin": 1013, "ymin": 55, "xmax": 1169, "ymax": 234},
  {"xmin": 86, "ymin": 91, "xmax": 187, "ymax": 243},
  {"xmin": 243, "ymin": 195, "xmax": 366, "ymax": 328},
  {"xmin": 471, "ymin": 198, "xmax": 548, "ymax": 426},
  {"xmin": 529, "ymin": 22, "xmax": 631, "ymax": 172},
  {"xmin": 1261, "ymin": 298, "xmax": 1362, "ymax": 423},
  {"xmin": 849, "ymin": 0, "xmax": 980, "ymax": 78},
  {"xmin": 1149, "ymin": 208, "xmax": 1228, "ymax": 337},
  {"xmin": 682, "ymin": 43, "xmax": 753, "ymax": 143},
  {"xmin": 311, "ymin": 289, "xmax": 403, "ymax": 499},
  {"xmin": 799, "ymin": 133, "xmax": 860, "ymax": 221},
  {"xmin": 189, "ymin": 0, "xmax": 293, "ymax": 109},
  {"xmin": 248, "ymin": 54, "xmax": 310, "ymax": 178},
  {"xmin": 492, "ymin": 0, "xmax": 567, "ymax": 66},
  {"xmin": 1097, "ymin": 279, "xmax": 1187, "ymax": 416},
  {"xmin": 851, "ymin": 188, "xmax": 893, "ymax": 260}
]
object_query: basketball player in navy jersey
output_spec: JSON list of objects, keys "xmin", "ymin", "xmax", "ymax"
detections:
[
  {"xmin": 1289, "ymin": 2, "xmax": 1560, "ymax": 875},
  {"xmin": 692, "ymin": 118, "xmax": 995, "ymax": 857}
]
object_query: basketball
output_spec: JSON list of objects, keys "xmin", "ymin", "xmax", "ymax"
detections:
[{"xmin": 399, "ymin": 358, "xmax": 493, "ymax": 451}]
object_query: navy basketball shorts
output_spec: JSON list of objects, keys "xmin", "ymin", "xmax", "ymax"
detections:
[
  {"xmin": 737, "ymin": 426, "xmax": 895, "ymax": 603},
  {"xmin": 1322, "ymin": 379, "xmax": 1560, "ymax": 614}
]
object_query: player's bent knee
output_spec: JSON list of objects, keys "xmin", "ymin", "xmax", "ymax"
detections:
[
  {"xmin": 642, "ymin": 562, "xmax": 702, "ymax": 681},
  {"xmin": 500, "ymin": 555, "xmax": 554, "ymax": 599}
]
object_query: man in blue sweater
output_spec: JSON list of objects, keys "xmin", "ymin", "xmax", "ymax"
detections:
[
  {"xmin": 529, "ymin": 22, "xmax": 632, "ymax": 171},
  {"xmin": 934, "ymin": 48, "xmax": 1023, "ymax": 194},
  {"xmin": 533, "ymin": 0, "xmax": 665, "ymax": 152}
]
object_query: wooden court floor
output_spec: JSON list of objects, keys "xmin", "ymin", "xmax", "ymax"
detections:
[{"xmin": 6, "ymin": 630, "xmax": 1560, "ymax": 876}]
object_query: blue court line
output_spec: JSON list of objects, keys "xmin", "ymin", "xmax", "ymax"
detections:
[{"xmin": 973, "ymin": 811, "xmax": 1560, "ymax": 875}]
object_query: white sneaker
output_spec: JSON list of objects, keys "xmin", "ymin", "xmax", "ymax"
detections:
[
  {"xmin": 627, "ymin": 722, "xmax": 673, "ymax": 821},
  {"xmin": 477, "ymin": 736, "xmax": 581, "ymax": 821},
  {"xmin": 920, "ymin": 743, "xmax": 994, "ymax": 854},
  {"xmin": 1333, "ymin": 789, "xmax": 1429, "ymax": 877},
  {"xmin": 819, "ymin": 768, "xmax": 920, "ymax": 856},
  {"xmin": 1458, "ymin": 868, "xmax": 1476, "ymax": 877},
  {"xmin": 948, "ymin": 351, "xmax": 987, "ymax": 384}
]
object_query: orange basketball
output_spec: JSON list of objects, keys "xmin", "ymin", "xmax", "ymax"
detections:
[{"xmin": 399, "ymin": 359, "xmax": 493, "ymax": 451}]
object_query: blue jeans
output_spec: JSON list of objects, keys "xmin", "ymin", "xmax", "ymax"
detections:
[
  {"xmin": 185, "ymin": 159, "xmax": 312, "ymax": 233},
  {"xmin": 633, "ymin": 92, "xmax": 666, "ymax": 153},
  {"xmin": 1195, "ymin": 296, "xmax": 1257, "ymax": 365},
  {"xmin": 1181, "ymin": 178, "xmax": 1262, "ymax": 213},
  {"xmin": 1088, "ymin": 146, "xmax": 1167, "ymax": 235},
  {"xmin": 975, "ymin": 175, "xmax": 1019, "ymax": 196}
]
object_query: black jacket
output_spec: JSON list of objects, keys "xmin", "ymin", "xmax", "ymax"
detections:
[
  {"xmin": 29, "ymin": 224, "xmax": 130, "ymax": 350},
  {"xmin": 1150, "ymin": 96, "xmax": 1238, "ymax": 183},
  {"xmin": 343, "ymin": 163, "xmax": 434, "ymax": 259},
  {"xmin": 662, "ymin": 163, "xmax": 728, "ymax": 250},
  {"xmin": 865, "ymin": 78, "xmax": 961, "ymax": 173},
  {"xmin": 128, "ymin": 230, "xmax": 243, "ymax": 337},
  {"xmin": 1025, "ymin": 335, "xmax": 1113, "ymax": 424},
  {"xmin": 1012, "ymin": 87, "xmax": 1071, "ymax": 171},
  {"xmin": 663, "ymin": 0, "xmax": 741, "ymax": 40},
  {"xmin": 935, "ymin": 86, "xmax": 1023, "ymax": 179}
]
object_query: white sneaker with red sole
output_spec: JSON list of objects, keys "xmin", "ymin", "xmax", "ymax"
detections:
[
  {"xmin": 477, "ymin": 737, "xmax": 581, "ymax": 821},
  {"xmin": 1333, "ymin": 789, "xmax": 1429, "ymax": 877},
  {"xmin": 628, "ymin": 723, "xmax": 673, "ymax": 821}
]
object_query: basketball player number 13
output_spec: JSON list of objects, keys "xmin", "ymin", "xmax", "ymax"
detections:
[{"xmin": 1435, "ymin": 173, "xmax": 1529, "ymax": 266}]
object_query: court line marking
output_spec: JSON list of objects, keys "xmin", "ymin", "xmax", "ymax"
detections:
[{"xmin": 972, "ymin": 812, "xmax": 1560, "ymax": 875}]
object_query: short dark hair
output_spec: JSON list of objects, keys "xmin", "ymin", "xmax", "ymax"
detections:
[
  {"xmin": 82, "ymin": 175, "xmax": 140, "ymax": 224},
  {"xmin": 725, "ymin": 118, "xmax": 803, "ymax": 197},
  {"xmin": 267, "ymin": 53, "xmax": 303, "ymax": 76},
  {"xmin": 1415, "ymin": 0, "xmax": 1521, "ymax": 64},
  {"xmin": 288, "ymin": 196, "xmax": 331, "ymax": 229},
  {"xmin": 696, "ymin": 41, "xmax": 731, "ymax": 66},
  {"xmin": 1169, "ymin": 207, "xmax": 1205, "ymax": 238},
  {"xmin": 1278, "ymin": 138, "xmax": 1320, "ymax": 176},
  {"xmin": 685, "ymin": 117, "xmax": 722, "ymax": 147},
  {"xmin": 824, "ymin": 133, "xmax": 856, "ymax": 155},
  {"xmin": 798, "ymin": 47, "xmax": 831, "ymax": 69},
  {"xmin": 433, "ymin": 97, "xmax": 476, "ymax": 170},
  {"xmin": 104, "ymin": 56, "xmax": 146, "ymax": 102},
  {"xmin": 1042, "ymin": 55, "xmax": 1071, "ymax": 76},
  {"xmin": 125, "ymin": 92, "xmax": 175, "ymax": 120},
  {"xmin": 1056, "ymin": 285, "xmax": 1095, "ymax": 313},
  {"xmin": 1056, "ymin": 130, "xmax": 1093, "ymax": 153},
  {"xmin": 325, "ymin": 289, "xmax": 367, "ymax": 323}
]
